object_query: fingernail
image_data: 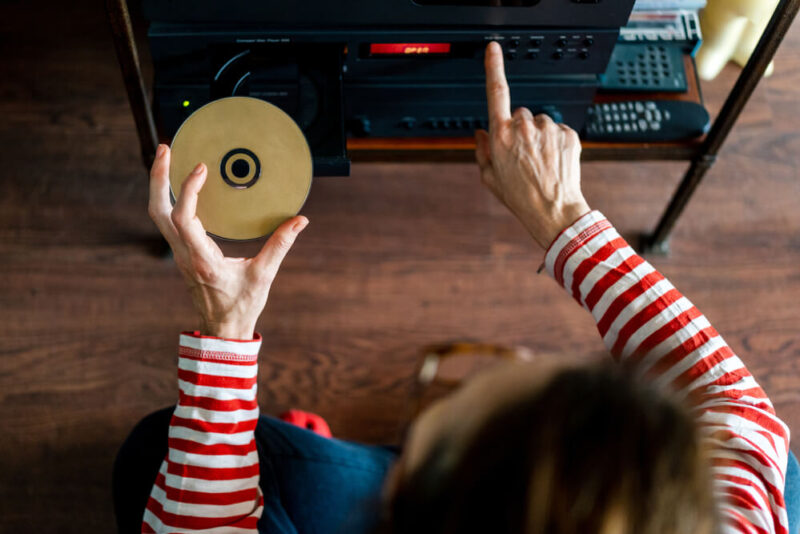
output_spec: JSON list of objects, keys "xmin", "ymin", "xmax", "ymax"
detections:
[
  {"xmin": 156, "ymin": 144, "xmax": 166, "ymax": 158},
  {"xmin": 192, "ymin": 163, "xmax": 204, "ymax": 175},
  {"xmin": 292, "ymin": 218, "xmax": 308, "ymax": 232}
]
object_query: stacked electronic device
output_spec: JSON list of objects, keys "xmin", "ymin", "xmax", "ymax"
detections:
[{"xmin": 143, "ymin": 0, "xmax": 638, "ymax": 176}]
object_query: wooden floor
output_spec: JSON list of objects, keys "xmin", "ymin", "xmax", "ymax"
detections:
[{"xmin": 2, "ymin": 1, "xmax": 800, "ymax": 530}]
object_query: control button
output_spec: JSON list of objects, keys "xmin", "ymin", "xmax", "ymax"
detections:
[
  {"xmin": 428, "ymin": 119, "xmax": 439, "ymax": 130},
  {"xmin": 638, "ymin": 119, "xmax": 648, "ymax": 130},
  {"xmin": 400, "ymin": 117, "xmax": 416, "ymax": 130},
  {"xmin": 604, "ymin": 113, "xmax": 612, "ymax": 122},
  {"xmin": 646, "ymin": 101, "xmax": 657, "ymax": 110},
  {"xmin": 509, "ymin": 38, "xmax": 520, "ymax": 48},
  {"xmin": 664, "ymin": 110, "xmax": 671, "ymax": 121},
  {"xmin": 644, "ymin": 110, "xmax": 653, "ymax": 121},
  {"xmin": 556, "ymin": 38, "xmax": 568, "ymax": 47},
  {"xmin": 505, "ymin": 50, "xmax": 517, "ymax": 60},
  {"xmin": 650, "ymin": 122, "xmax": 661, "ymax": 131},
  {"xmin": 610, "ymin": 103, "xmax": 618, "ymax": 111},
  {"xmin": 583, "ymin": 37, "xmax": 594, "ymax": 47},
  {"xmin": 552, "ymin": 51, "xmax": 564, "ymax": 60},
  {"xmin": 634, "ymin": 102, "xmax": 644, "ymax": 113},
  {"xmin": 530, "ymin": 37, "xmax": 543, "ymax": 47},
  {"xmin": 353, "ymin": 116, "xmax": 371, "ymax": 135},
  {"xmin": 526, "ymin": 51, "xmax": 538, "ymax": 60},
  {"xmin": 579, "ymin": 50, "xmax": 590, "ymax": 60}
]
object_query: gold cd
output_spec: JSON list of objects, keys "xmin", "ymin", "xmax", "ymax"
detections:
[{"xmin": 169, "ymin": 96, "xmax": 312, "ymax": 241}]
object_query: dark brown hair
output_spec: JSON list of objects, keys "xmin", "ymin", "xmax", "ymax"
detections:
[{"xmin": 381, "ymin": 363, "xmax": 717, "ymax": 534}]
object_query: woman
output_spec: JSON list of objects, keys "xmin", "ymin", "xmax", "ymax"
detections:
[{"xmin": 114, "ymin": 42, "xmax": 799, "ymax": 534}]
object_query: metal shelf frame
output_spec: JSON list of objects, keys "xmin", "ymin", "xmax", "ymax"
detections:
[{"xmin": 106, "ymin": 0, "xmax": 800, "ymax": 253}]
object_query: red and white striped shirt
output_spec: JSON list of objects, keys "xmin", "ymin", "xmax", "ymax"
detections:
[
  {"xmin": 143, "ymin": 211, "xmax": 790, "ymax": 534},
  {"xmin": 143, "ymin": 333, "xmax": 264, "ymax": 533},
  {"xmin": 545, "ymin": 211, "xmax": 790, "ymax": 534}
]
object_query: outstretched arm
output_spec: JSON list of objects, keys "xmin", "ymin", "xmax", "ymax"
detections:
[
  {"xmin": 142, "ymin": 145, "xmax": 308, "ymax": 532},
  {"xmin": 477, "ymin": 41, "xmax": 790, "ymax": 534}
]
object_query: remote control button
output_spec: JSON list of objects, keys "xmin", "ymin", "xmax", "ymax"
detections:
[
  {"xmin": 506, "ymin": 50, "xmax": 517, "ymax": 60},
  {"xmin": 604, "ymin": 113, "xmax": 612, "ymax": 122},
  {"xmin": 556, "ymin": 38, "xmax": 568, "ymax": 47},
  {"xmin": 611, "ymin": 103, "xmax": 619, "ymax": 111},
  {"xmin": 645, "ymin": 110, "xmax": 653, "ymax": 121},
  {"xmin": 552, "ymin": 51, "xmax": 564, "ymax": 60},
  {"xmin": 638, "ymin": 119, "xmax": 648, "ymax": 131},
  {"xmin": 601, "ymin": 104, "xmax": 610, "ymax": 112},
  {"xmin": 530, "ymin": 37, "xmax": 543, "ymax": 47},
  {"xmin": 632, "ymin": 123, "xmax": 639, "ymax": 132},
  {"xmin": 623, "ymin": 124, "xmax": 631, "ymax": 132},
  {"xmin": 650, "ymin": 122, "xmax": 661, "ymax": 131},
  {"xmin": 606, "ymin": 125, "xmax": 614, "ymax": 133},
  {"xmin": 614, "ymin": 124, "xmax": 622, "ymax": 132},
  {"xmin": 646, "ymin": 101, "xmax": 657, "ymax": 110},
  {"xmin": 526, "ymin": 51, "xmax": 538, "ymax": 59},
  {"xmin": 635, "ymin": 102, "xmax": 644, "ymax": 113},
  {"xmin": 664, "ymin": 110, "xmax": 671, "ymax": 121},
  {"xmin": 584, "ymin": 37, "xmax": 594, "ymax": 47},
  {"xmin": 509, "ymin": 38, "xmax": 520, "ymax": 48},
  {"xmin": 653, "ymin": 110, "xmax": 663, "ymax": 121},
  {"xmin": 613, "ymin": 113, "xmax": 620, "ymax": 121}
]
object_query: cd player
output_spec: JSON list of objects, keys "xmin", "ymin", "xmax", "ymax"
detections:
[{"xmin": 143, "ymin": 0, "xmax": 637, "ymax": 175}]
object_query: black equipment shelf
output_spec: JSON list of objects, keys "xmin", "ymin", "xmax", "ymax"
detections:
[{"xmin": 106, "ymin": 0, "xmax": 800, "ymax": 254}]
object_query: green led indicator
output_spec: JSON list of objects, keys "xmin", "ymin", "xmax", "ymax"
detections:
[{"xmin": 182, "ymin": 100, "xmax": 190, "ymax": 108}]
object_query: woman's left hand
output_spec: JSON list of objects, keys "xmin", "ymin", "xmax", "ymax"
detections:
[{"xmin": 148, "ymin": 144, "xmax": 309, "ymax": 340}]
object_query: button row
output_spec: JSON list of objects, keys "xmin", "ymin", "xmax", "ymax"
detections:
[
  {"xmin": 398, "ymin": 117, "xmax": 488, "ymax": 130},
  {"xmin": 506, "ymin": 49, "xmax": 591, "ymax": 60},
  {"xmin": 505, "ymin": 37, "xmax": 594, "ymax": 48}
]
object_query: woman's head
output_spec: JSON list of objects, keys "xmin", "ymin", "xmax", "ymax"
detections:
[{"xmin": 382, "ymin": 361, "xmax": 716, "ymax": 534}]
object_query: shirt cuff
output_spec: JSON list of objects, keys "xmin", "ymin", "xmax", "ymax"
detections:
[
  {"xmin": 543, "ymin": 210, "xmax": 614, "ymax": 287},
  {"xmin": 178, "ymin": 331, "xmax": 262, "ymax": 365}
]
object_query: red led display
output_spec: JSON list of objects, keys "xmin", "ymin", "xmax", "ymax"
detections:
[{"xmin": 369, "ymin": 43, "xmax": 452, "ymax": 55}]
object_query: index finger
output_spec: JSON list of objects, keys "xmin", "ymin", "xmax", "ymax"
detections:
[{"xmin": 484, "ymin": 41, "xmax": 511, "ymax": 130}]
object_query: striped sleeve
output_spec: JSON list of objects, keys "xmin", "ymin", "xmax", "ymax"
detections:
[
  {"xmin": 142, "ymin": 332, "xmax": 263, "ymax": 533},
  {"xmin": 544, "ymin": 211, "xmax": 791, "ymax": 534}
]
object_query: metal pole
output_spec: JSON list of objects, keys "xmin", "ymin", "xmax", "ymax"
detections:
[
  {"xmin": 105, "ymin": 0, "xmax": 159, "ymax": 169},
  {"xmin": 645, "ymin": 0, "xmax": 800, "ymax": 253}
]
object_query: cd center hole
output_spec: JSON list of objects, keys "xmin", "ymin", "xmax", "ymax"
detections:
[{"xmin": 232, "ymin": 159, "xmax": 250, "ymax": 179}]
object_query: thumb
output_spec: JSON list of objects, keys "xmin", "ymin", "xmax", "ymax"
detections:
[{"xmin": 253, "ymin": 215, "xmax": 309, "ymax": 278}]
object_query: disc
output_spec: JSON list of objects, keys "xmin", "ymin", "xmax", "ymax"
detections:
[{"xmin": 169, "ymin": 96, "xmax": 312, "ymax": 241}]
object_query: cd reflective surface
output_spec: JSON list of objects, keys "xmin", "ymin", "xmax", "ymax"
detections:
[{"xmin": 169, "ymin": 96, "xmax": 312, "ymax": 240}]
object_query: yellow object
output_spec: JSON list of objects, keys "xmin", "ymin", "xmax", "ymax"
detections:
[
  {"xmin": 695, "ymin": 0, "xmax": 778, "ymax": 80},
  {"xmin": 169, "ymin": 97, "xmax": 313, "ymax": 241}
]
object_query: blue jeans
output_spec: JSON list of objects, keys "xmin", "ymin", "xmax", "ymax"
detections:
[{"xmin": 114, "ymin": 407, "xmax": 800, "ymax": 534}]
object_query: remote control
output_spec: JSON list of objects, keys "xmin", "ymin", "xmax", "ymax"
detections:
[
  {"xmin": 582, "ymin": 100, "xmax": 710, "ymax": 142},
  {"xmin": 600, "ymin": 43, "xmax": 688, "ymax": 93}
]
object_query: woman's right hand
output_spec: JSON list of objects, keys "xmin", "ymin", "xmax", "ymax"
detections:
[{"xmin": 475, "ymin": 41, "xmax": 591, "ymax": 250}]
